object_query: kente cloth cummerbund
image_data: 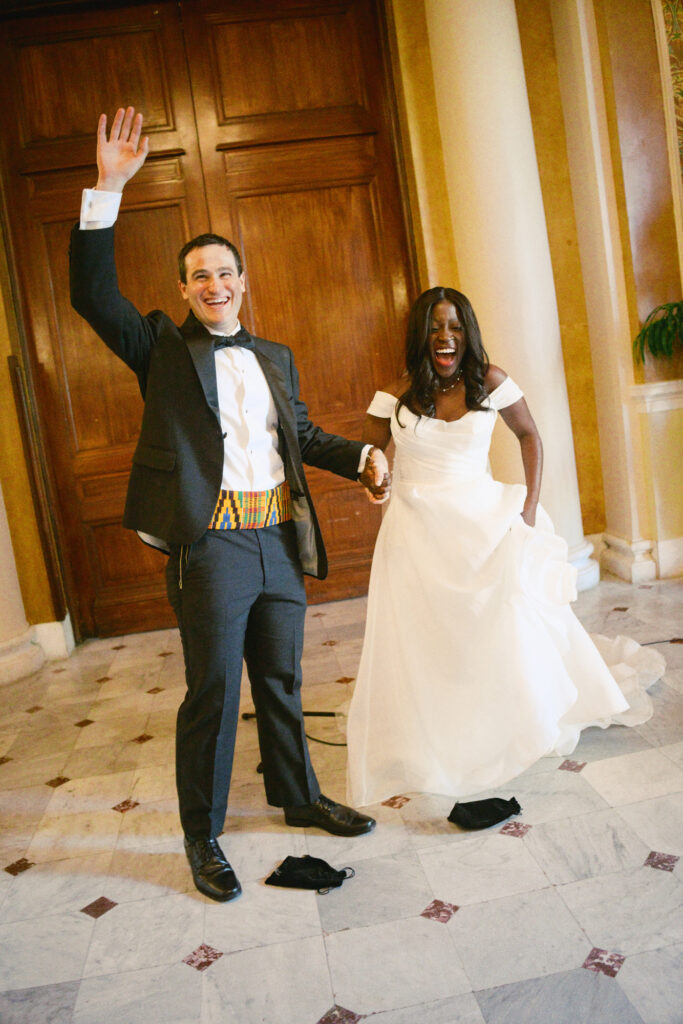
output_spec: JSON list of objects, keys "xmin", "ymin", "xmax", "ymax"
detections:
[{"xmin": 209, "ymin": 481, "xmax": 293, "ymax": 530}]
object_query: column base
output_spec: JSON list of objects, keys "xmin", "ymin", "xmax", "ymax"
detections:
[
  {"xmin": 600, "ymin": 532, "xmax": 657, "ymax": 584},
  {"xmin": 568, "ymin": 538, "xmax": 600, "ymax": 591},
  {"xmin": 34, "ymin": 615, "xmax": 75, "ymax": 661},
  {"xmin": 654, "ymin": 538, "xmax": 683, "ymax": 578},
  {"xmin": 0, "ymin": 627, "xmax": 45, "ymax": 686}
]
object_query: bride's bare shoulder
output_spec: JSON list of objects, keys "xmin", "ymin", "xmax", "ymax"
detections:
[{"xmin": 380, "ymin": 375, "xmax": 410, "ymax": 399}]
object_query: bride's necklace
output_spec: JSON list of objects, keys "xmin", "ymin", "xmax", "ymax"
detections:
[{"xmin": 436, "ymin": 367, "xmax": 463, "ymax": 392}]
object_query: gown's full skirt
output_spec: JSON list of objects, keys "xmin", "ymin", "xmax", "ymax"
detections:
[{"xmin": 346, "ymin": 392, "xmax": 664, "ymax": 807}]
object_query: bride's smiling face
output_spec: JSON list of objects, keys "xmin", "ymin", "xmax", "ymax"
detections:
[{"xmin": 429, "ymin": 300, "xmax": 465, "ymax": 381}]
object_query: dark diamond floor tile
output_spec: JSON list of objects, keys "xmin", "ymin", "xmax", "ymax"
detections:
[
  {"xmin": 4, "ymin": 857, "xmax": 35, "ymax": 876},
  {"xmin": 80, "ymin": 896, "xmax": 117, "ymax": 919},
  {"xmin": 316, "ymin": 1006, "xmax": 365, "ymax": 1024},
  {"xmin": 46, "ymin": 776, "xmax": 69, "ymax": 788},
  {"xmin": 582, "ymin": 947, "xmax": 626, "ymax": 978},
  {"xmin": 183, "ymin": 944, "xmax": 223, "ymax": 972},
  {"xmin": 643, "ymin": 851, "xmax": 679, "ymax": 872}
]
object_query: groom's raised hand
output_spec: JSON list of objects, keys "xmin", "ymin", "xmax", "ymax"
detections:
[{"xmin": 96, "ymin": 106, "xmax": 149, "ymax": 193}]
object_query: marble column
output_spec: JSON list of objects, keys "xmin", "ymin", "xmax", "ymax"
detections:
[
  {"xmin": 423, "ymin": 0, "xmax": 599, "ymax": 588},
  {"xmin": 0, "ymin": 481, "xmax": 44, "ymax": 685},
  {"xmin": 549, "ymin": 0, "xmax": 657, "ymax": 582}
]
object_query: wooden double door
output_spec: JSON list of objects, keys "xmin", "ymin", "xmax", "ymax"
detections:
[{"xmin": 0, "ymin": 0, "xmax": 414, "ymax": 638}]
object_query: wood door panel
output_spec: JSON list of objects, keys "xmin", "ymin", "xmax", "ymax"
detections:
[
  {"xmin": 235, "ymin": 183, "xmax": 394, "ymax": 416},
  {"xmin": 88, "ymin": 523, "xmax": 166, "ymax": 587},
  {"xmin": 184, "ymin": 0, "xmax": 372, "ymax": 148},
  {"xmin": 5, "ymin": 4, "xmax": 200, "ymax": 174},
  {"xmin": 43, "ymin": 201, "xmax": 191, "ymax": 455},
  {"xmin": 221, "ymin": 136, "xmax": 377, "ymax": 193}
]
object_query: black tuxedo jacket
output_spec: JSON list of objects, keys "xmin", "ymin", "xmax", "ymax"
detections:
[{"xmin": 69, "ymin": 225, "xmax": 363, "ymax": 578}]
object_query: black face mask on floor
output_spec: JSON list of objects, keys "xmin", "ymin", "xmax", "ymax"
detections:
[
  {"xmin": 448, "ymin": 796, "xmax": 521, "ymax": 830},
  {"xmin": 265, "ymin": 855, "xmax": 355, "ymax": 894}
]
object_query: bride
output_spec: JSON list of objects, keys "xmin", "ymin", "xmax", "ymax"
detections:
[{"xmin": 346, "ymin": 287, "xmax": 663, "ymax": 819}]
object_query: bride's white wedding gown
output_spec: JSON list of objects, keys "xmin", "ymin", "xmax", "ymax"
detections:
[{"xmin": 346, "ymin": 378, "xmax": 664, "ymax": 807}]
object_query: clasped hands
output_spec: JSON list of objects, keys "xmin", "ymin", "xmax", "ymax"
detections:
[{"xmin": 359, "ymin": 448, "xmax": 391, "ymax": 504}]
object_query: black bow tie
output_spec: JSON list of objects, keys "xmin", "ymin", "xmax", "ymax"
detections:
[{"xmin": 212, "ymin": 327, "xmax": 254, "ymax": 351}]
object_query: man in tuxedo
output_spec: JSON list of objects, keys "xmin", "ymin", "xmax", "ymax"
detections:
[{"xmin": 70, "ymin": 107, "xmax": 389, "ymax": 902}]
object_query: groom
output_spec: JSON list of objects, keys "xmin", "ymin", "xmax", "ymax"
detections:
[{"xmin": 70, "ymin": 107, "xmax": 389, "ymax": 902}]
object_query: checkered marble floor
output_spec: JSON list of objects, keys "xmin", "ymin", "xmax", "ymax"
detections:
[{"xmin": 0, "ymin": 576, "xmax": 681, "ymax": 1024}]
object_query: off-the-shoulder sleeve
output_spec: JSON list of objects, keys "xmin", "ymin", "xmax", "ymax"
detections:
[
  {"xmin": 366, "ymin": 391, "xmax": 397, "ymax": 418},
  {"xmin": 486, "ymin": 376, "xmax": 524, "ymax": 410}
]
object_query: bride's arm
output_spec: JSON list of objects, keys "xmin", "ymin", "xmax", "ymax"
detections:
[
  {"xmin": 362, "ymin": 413, "xmax": 392, "ymax": 451},
  {"xmin": 499, "ymin": 400, "xmax": 543, "ymax": 526}
]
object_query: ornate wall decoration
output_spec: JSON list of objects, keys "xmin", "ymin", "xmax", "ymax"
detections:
[{"xmin": 662, "ymin": 0, "xmax": 683, "ymax": 174}]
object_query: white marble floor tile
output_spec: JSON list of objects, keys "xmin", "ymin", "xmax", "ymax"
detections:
[
  {"xmin": 581, "ymin": 748, "xmax": 683, "ymax": 806},
  {"xmin": 0, "ymin": 850, "xmax": 113, "ymax": 924},
  {"xmin": 502, "ymin": 768, "xmax": 610, "ymax": 825},
  {"xmin": 41, "ymin": 769, "xmax": 137, "ymax": 816},
  {"xmin": 0, "ymin": 730, "xmax": 17, "ymax": 758},
  {"xmin": 571, "ymin": 723, "xmax": 654, "ymax": 761},
  {"xmin": 114, "ymin": 802, "xmax": 184, "ymax": 855},
  {"xmin": 204, "ymin": 880, "xmax": 321, "ymax": 953},
  {"xmin": 0, "ymin": 979, "xmax": 80, "ymax": 1024},
  {"xmin": 200, "ymin": 935, "xmax": 332, "ymax": 1024},
  {"xmin": 615, "ymin": 791, "xmax": 683, "ymax": 856},
  {"xmin": 660, "ymin": 740, "xmax": 683, "ymax": 768},
  {"xmin": 83, "ymin": 892, "xmax": 205, "ymax": 977},
  {"xmin": 62, "ymin": 740, "xmax": 143, "ymax": 779},
  {"xmin": 616, "ymin": 941, "xmax": 683, "ymax": 1024},
  {"xmin": 325, "ymin": 916, "xmax": 471, "ymax": 1015},
  {"xmin": 633, "ymin": 678, "xmax": 683, "ymax": 747},
  {"xmin": 558, "ymin": 865, "xmax": 683, "ymax": 955},
  {"xmin": 398, "ymin": 792, "xmax": 478, "ymax": 850},
  {"xmin": 663, "ymin": 667, "xmax": 683, "ymax": 695},
  {"xmin": 105, "ymin": 848, "xmax": 193, "ymax": 901},
  {"xmin": 447, "ymin": 888, "xmax": 589, "ymax": 991},
  {"xmin": 475, "ymin": 967, "xmax": 645, "ymax": 1024},
  {"xmin": 74, "ymin": 962, "xmax": 202, "ymax": 1024},
  {"xmin": 0, "ymin": 751, "xmax": 68, "ymax": 792},
  {"xmin": 72, "ymin": 713, "xmax": 152, "ymax": 751},
  {"xmin": 317, "ymin": 851, "xmax": 434, "ymax": 933},
  {"xmin": 651, "ymin": 640, "xmax": 683, "ymax": 670},
  {"xmin": 0, "ymin": 911, "xmax": 94, "ymax": 991},
  {"xmin": 362, "ymin": 993, "xmax": 486, "ymax": 1024},
  {"xmin": 131, "ymin": 762, "xmax": 178, "ymax": 804},
  {"xmin": 219, "ymin": 818, "xmax": 308, "ymax": 883},
  {"xmin": 523, "ymin": 808, "xmax": 651, "ymax": 884},
  {"xmin": 26, "ymin": 807, "xmax": 125, "ymax": 863},
  {"xmin": 419, "ymin": 833, "xmax": 549, "ymax": 906},
  {"xmin": 0, "ymin": 782, "xmax": 56, "ymax": 845}
]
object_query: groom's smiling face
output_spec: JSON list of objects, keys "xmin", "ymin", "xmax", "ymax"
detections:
[{"xmin": 179, "ymin": 244, "xmax": 246, "ymax": 334}]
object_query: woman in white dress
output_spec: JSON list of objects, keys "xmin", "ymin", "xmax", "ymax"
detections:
[{"xmin": 346, "ymin": 287, "xmax": 662, "ymax": 820}]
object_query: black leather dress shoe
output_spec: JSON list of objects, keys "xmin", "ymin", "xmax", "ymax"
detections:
[
  {"xmin": 184, "ymin": 837, "xmax": 242, "ymax": 902},
  {"xmin": 284, "ymin": 794, "xmax": 376, "ymax": 837}
]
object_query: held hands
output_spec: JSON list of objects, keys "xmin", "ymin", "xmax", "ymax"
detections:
[
  {"xmin": 96, "ymin": 107, "xmax": 149, "ymax": 193},
  {"xmin": 359, "ymin": 447, "xmax": 391, "ymax": 504}
]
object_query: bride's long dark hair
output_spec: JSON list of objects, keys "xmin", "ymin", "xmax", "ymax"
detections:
[{"xmin": 396, "ymin": 287, "xmax": 490, "ymax": 423}]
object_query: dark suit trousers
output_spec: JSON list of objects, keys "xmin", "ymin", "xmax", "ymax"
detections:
[{"xmin": 166, "ymin": 522, "xmax": 321, "ymax": 838}]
